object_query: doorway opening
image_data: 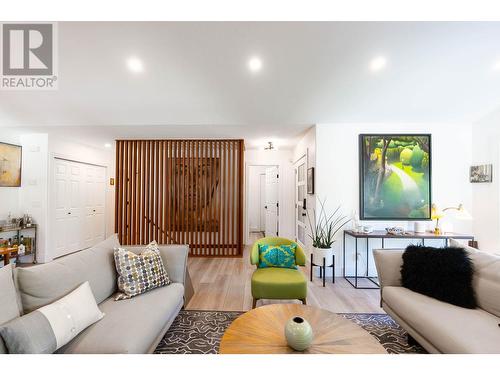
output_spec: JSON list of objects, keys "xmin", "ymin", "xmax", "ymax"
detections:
[{"xmin": 246, "ymin": 165, "xmax": 279, "ymax": 244}]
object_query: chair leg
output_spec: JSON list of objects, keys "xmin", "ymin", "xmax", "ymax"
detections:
[
  {"xmin": 300, "ymin": 298, "xmax": 307, "ymax": 305},
  {"xmin": 252, "ymin": 298, "xmax": 258, "ymax": 309}
]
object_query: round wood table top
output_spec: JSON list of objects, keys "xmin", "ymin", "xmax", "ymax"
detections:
[{"xmin": 219, "ymin": 304, "xmax": 387, "ymax": 354}]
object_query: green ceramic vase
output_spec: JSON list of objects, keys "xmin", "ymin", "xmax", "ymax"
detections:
[{"xmin": 284, "ymin": 316, "xmax": 314, "ymax": 351}]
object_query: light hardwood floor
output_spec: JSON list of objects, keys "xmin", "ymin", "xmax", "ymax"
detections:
[{"xmin": 186, "ymin": 233, "xmax": 383, "ymax": 313}]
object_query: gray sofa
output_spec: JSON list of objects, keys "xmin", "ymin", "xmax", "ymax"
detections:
[
  {"xmin": 1, "ymin": 234, "xmax": 191, "ymax": 354},
  {"xmin": 373, "ymin": 241, "xmax": 500, "ymax": 354}
]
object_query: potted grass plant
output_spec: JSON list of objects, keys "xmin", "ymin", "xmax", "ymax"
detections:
[{"xmin": 307, "ymin": 198, "xmax": 351, "ymax": 264}]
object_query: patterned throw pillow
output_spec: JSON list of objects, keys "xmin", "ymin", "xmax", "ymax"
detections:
[
  {"xmin": 258, "ymin": 244, "xmax": 297, "ymax": 269},
  {"xmin": 113, "ymin": 241, "xmax": 171, "ymax": 300}
]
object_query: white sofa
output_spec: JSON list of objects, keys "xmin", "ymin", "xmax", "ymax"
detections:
[
  {"xmin": 373, "ymin": 241, "xmax": 500, "ymax": 354},
  {"xmin": 1, "ymin": 235, "xmax": 192, "ymax": 354}
]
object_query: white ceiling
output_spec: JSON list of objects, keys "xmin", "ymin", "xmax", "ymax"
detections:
[{"xmin": 2, "ymin": 22, "xmax": 500, "ymax": 148}]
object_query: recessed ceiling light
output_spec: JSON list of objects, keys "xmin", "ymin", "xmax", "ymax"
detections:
[
  {"xmin": 492, "ymin": 60, "xmax": 500, "ymax": 71},
  {"xmin": 370, "ymin": 56, "xmax": 387, "ymax": 72},
  {"xmin": 126, "ymin": 57, "xmax": 144, "ymax": 73},
  {"xmin": 248, "ymin": 56, "xmax": 263, "ymax": 73},
  {"xmin": 104, "ymin": 143, "xmax": 112, "ymax": 148}
]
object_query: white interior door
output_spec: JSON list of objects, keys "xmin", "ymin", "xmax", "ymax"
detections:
[
  {"xmin": 294, "ymin": 156, "xmax": 307, "ymax": 247},
  {"xmin": 53, "ymin": 158, "xmax": 106, "ymax": 258},
  {"xmin": 259, "ymin": 173, "xmax": 266, "ymax": 232},
  {"xmin": 264, "ymin": 166, "xmax": 279, "ymax": 237}
]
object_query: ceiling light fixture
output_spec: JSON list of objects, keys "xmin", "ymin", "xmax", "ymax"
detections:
[
  {"xmin": 370, "ymin": 56, "xmax": 387, "ymax": 72},
  {"xmin": 492, "ymin": 60, "xmax": 500, "ymax": 71},
  {"xmin": 264, "ymin": 141, "xmax": 275, "ymax": 151},
  {"xmin": 248, "ymin": 56, "xmax": 263, "ymax": 73},
  {"xmin": 104, "ymin": 143, "xmax": 112, "ymax": 148},
  {"xmin": 126, "ymin": 57, "xmax": 144, "ymax": 73}
]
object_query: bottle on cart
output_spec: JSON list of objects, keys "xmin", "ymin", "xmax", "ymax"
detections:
[
  {"xmin": 18, "ymin": 235, "xmax": 26, "ymax": 256},
  {"xmin": 7, "ymin": 238, "xmax": 12, "ymax": 247}
]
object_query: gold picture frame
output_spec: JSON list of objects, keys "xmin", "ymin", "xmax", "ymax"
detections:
[{"xmin": 0, "ymin": 142, "xmax": 22, "ymax": 187}]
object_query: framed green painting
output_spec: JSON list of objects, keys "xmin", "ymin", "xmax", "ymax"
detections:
[{"xmin": 359, "ymin": 134, "xmax": 431, "ymax": 220}]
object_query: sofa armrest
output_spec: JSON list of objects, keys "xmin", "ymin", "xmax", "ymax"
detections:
[
  {"xmin": 157, "ymin": 245, "xmax": 189, "ymax": 285},
  {"xmin": 373, "ymin": 249, "xmax": 404, "ymax": 288}
]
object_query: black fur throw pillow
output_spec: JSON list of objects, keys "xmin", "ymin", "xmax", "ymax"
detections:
[{"xmin": 401, "ymin": 245, "xmax": 477, "ymax": 309}]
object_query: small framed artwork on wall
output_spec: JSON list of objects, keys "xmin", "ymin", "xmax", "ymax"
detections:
[
  {"xmin": 0, "ymin": 142, "xmax": 22, "ymax": 187},
  {"xmin": 307, "ymin": 167, "xmax": 314, "ymax": 194},
  {"xmin": 470, "ymin": 164, "xmax": 493, "ymax": 183}
]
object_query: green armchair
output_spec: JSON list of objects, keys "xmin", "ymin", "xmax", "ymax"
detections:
[{"xmin": 250, "ymin": 237, "xmax": 308, "ymax": 309}]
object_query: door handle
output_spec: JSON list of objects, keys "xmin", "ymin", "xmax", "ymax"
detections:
[
  {"xmin": 68, "ymin": 212, "xmax": 71, "ymax": 215},
  {"xmin": 302, "ymin": 213, "xmax": 307, "ymax": 217}
]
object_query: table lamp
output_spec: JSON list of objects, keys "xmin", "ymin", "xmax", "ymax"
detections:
[
  {"xmin": 431, "ymin": 204, "xmax": 444, "ymax": 234},
  {"xmin": 431, "ymin": 203, "xmax": 472, "ymax": 234}
]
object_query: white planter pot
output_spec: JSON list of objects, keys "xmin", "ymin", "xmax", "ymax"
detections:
[{"xmin": 312, "ymin": 246, "xmax": 333, "ymax": 265}]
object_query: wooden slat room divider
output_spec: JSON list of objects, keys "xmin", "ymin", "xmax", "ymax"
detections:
[{"xmin": 115, "ymin": 139, "xmax": 244, "ymax": 257}]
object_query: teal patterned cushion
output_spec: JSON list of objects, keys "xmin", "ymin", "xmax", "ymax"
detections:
[{"xmin": 258, "ymin": 244, "xmax": 297, "ymax": 269}]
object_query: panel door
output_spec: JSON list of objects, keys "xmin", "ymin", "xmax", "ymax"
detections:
[
  {"xmin": 294, "ymin": 156, "xmax": 307, "ymax": 248},
  {"xmin": 264, "ymin": 166, "xmax": 279, "ymax": 237},
  {"xmin": 53, "ymin": 159, "xmax": 106, "ymax": 258}
]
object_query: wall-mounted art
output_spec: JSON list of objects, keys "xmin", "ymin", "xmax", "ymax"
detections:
[
  {"xmin": 0, "ymin": 142, "xmax": 22, "ymax": 187},
  {"xmin": 307, "ymin": 167, "xmax": 314, "ymax": 194},
  {"xmin": 359, "ymin": 134, "xmax": 432, "ymax": 220},
  {"xmin": 470, "ymin": 164, "xmax": 493, "ymax": 183}
]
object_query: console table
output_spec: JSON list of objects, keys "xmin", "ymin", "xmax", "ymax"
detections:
[{"xmin": 342, "ymin": 229, "xmax": 475, "ymax": 290}]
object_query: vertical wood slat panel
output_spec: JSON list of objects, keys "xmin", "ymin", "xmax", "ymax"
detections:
[
  {"xmin": 217, "ymin": 140, "xmax": 222, "ymax": 254},
  {"xmin": 115, "ymin": 139, "xmax": 244, "ymax": 257},
  {"xmin": 224, "ymin": 141, "xmax": 229, "ymax": 256},
  {"xmin": 202, "ymin": 140, "xmax": 207, "ymax": 256},
  {"xmin": 207, "ymin": 142, "xmax": 217, "ymax": 255},
  {"xmin": 231, "ymin": 141, "xmax": 236, "ymax": 255},
  {"xmin": 133, "ymin": 141, "xmax": 138, "ymax": 244},
  {"xmin": 237, "ymin": 140, "xmax": 244, "ymax": 256}
]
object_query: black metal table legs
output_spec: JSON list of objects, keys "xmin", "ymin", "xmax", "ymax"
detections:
[
  {"xmin": 310, "ymin": 253, "xmax": 335, "ymax": 287},
  {"xmin": 343, "ymin": 234, "xmax": 379, "ymax": 290}
]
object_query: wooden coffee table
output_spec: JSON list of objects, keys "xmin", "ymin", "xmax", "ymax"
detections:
[{"xmin": 219, "ymin": 304, "xmax": 386, "ymax": 354}]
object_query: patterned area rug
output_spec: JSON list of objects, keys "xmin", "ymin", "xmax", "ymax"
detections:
[{"xmin": 154, "ymin": 310, "xmax": 426, "ymax": 354}]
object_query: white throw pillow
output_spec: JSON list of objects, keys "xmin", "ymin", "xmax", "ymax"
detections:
[{"xmin": 38, "ymin": 281, "xmax": 105, "ymax": 350}]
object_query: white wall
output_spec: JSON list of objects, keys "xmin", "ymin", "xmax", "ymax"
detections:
[
  {"xmin": 19, "ymin": 133, "xmax": 50, "ymax": 263},
  {"xmin": 316, "ymin": 123, "xmax": 474, "ymax": 275},
  {"xmin": 472, "ymin": 109, "xmax": 500, "ymax": 253},
  {"xmin": 247, "ymin": 165, "xmax": 268, "ymax": 232},
  {"xmin": 244, "ymin": 149, "xmax": 295, "ymax": 244}
]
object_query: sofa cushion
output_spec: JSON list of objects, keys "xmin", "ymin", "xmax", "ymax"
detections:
[
  {"xmin": 0, "ymin": 264, "xmax": 21, "ymax": 325},
  {"xmin": 16, "ymin": 235, "xmax": 120, "ymax": 313},
  {"xmin": 0, "ymin": 282, "xmax": 104, "ymax": 354},
  {"xmin": 251, "ymin": 267, "xmax": 307, "ymax": 299},
  {"xmin": 258, "ymin": 244, "xmax": 297, "ymax": 269},
  {"xmin": 401, "ymin": 245, "xmax": 476, "ymax": 308},
  {"xmin": 384, "ymin": 286, "xmax": 500, "ymax": 353},
  {"xmin": 57, "ymin": 283, "xmax": 184, "ymax": 354},
  {"xmin": 467, "ymin": 250, "xmax": 500, "ymax": 317},
  {"xmin": 449, "ymin": 239, "xmax": 500, "ymax": 317},
  {"xmin": 114, "ymin": 241, "xmax": 171, "ymax": 300}
]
